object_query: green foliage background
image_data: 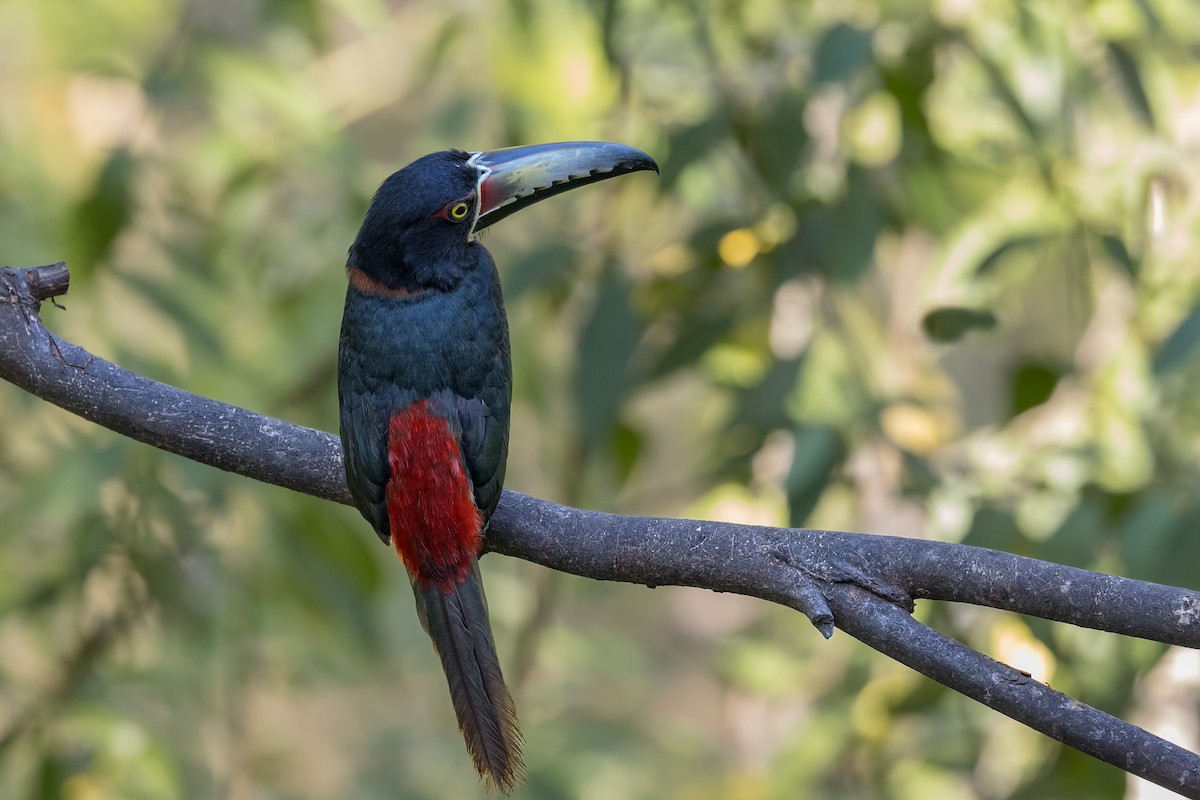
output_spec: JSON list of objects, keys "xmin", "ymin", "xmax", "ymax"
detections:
[{"xmin": 2, "ymin": 0, "xmax": 1200, "ymax": 797}]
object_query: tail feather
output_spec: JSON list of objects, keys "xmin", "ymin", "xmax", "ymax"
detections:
[{"xmin": 418, "ymin": 565, "xmax": 525, "ymax": 793}]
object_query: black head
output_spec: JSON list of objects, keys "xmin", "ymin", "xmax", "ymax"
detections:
[
  {"xmin": 348, "ymin": 150, "xmax": 482, "ymax": 293},
  {"xmin": 347, "ymin": 142, "xmax": 658, "ymax": 294}
]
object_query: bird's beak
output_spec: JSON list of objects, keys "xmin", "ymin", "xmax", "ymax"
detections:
[{"xmin": 468, "ymin": 141, "xmax": 658, "ymax": 233}]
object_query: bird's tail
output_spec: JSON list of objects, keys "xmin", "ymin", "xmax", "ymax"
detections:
[{"xmin": 415, "ymin": 563, "xmax": 525, "ymax": 793}]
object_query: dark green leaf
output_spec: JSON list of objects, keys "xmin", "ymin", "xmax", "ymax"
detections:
[
  {"xmin": 921, "ymin": 306, "xmax": 998, "ymax": 342},
  {"xmin": 504, "ymin": 243, "xmax": 576, "ymax": 300},
  {"xmin": 647, "ymin": 315, "xmax": 731, "ymax": 379},
  {"xmin": 825, "ymin": 167, "xmax": 883, "ymax": 282},
  {"xmin": 34, "ymin": 752, "xmax": 69, "ymax": 800},
  {"xmin": 609, "ymin": 422, "xmax": 644, "ymax": 486},
  {"xmin": 1153, "ymin": 303, "xmax": 1200, "ymax": 374},
  {"xmin": 962, "ymin": 507, "xmax": 1021, "ymax": 552},
  {"xmin": 731, "ymin": 356, "xmax": 805, "ymax": 434},
  {"xmin": 68, "ymin": 147, "xmax": 136, "ymax": 275},
  {"xmin": 785, "ymin": 424, "xmax": 844, "ymax": 525},
  {"xmin": 743, "ymin": 94, "xmax": 810, "ymax": 194},
  {"xmin": 1042, "ymin": 496, "xmax": 1103, "ymax": 569},
  {"xmin": 575, "ymin": 265, "xmax": 641, "ymax": 445},
  {"xmin": 1106, "ymin": 41, "xmax": 1155, "ymax": 129},
  {"xmin": 1100, "ymin": 233, "xmax": 1138, "ymax": 279},
  {"xmin": 660, "ymin": 112, "xmax": 731, "ymax": 190},
  {"xmin": 1117, "ymin": 492, "xmax": 1178, "ymax": 580},
  {"xmin": 1010, "ymin": 362, "xmax": 1062, "ymax": 417},
  {"xmin": 813, "ymin": 23, "xmax": 873, "ymax": 84},
  {"xmin": 273, "ymin": 506, "xmax": 384, "ymax": 648}
]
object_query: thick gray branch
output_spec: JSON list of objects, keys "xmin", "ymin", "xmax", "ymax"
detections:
[{"xmin": 3, "ymin": 263, "xmax": 1199, "ymax": 797}]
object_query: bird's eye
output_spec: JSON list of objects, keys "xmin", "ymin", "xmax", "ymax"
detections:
[{"xmin": 448, "ymin": 201, "xmax": 470, "ymax": 220}]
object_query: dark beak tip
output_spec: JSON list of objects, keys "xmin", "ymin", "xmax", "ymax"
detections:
[{"xmin": 628, "ymin": 155, "xmax": 660, "ymax": 175}]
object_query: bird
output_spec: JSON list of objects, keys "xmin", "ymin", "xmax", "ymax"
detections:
[{"xmin": 337, "ymin": 141, "xmax": 657, "ymax": 792}]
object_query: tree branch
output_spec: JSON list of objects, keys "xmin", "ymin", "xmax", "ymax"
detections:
[{"xmin": 4, "ymin": 264, "xmax": 1199, "ymax": 797}]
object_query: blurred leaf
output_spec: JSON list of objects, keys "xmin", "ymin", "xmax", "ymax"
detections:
[
  {"xmin": 824, "ymin": 168, "xmax": 883, "ymax": 281},
  {"xmin": 659, "ymin": 112, "xmax": 730, "ymax": 190},
  {"xmin": 273, "ymin": 505, "xmax": 384, "ymax": 649},
  {"xmin": 879, "ymin": 25, "xmax": 940, "ymax": 143},
  {"xmin": 33, "ymin": 754, "xmax": 63, "ymax": 800},
  {"xmin": 1116, "ymin": 492, "xmax": 1179, "ymax": 581},
  {"xmin": 266, "ymin": 0, "xmax": 323, "ymax": 44},
  {"xmin": 1013, "ymin": 748, "xmax": 1127, "ymax": 800},
  {"xmin": 609, "ymin": 422, "xmax": 644, "ymax": 486},
  {"xmin": 1105, "ymin": 41, "xmax": 1155, "ymax": 129},
  {"xmin": 1153, "ymin": 304, "xmax": 1200, "ymax": 374},
  {"xmin": 1042, "ymin": 494, "xmax": 1103, "ymax": 569},
  {"xmin": 504, "ymin": 243, "xmax": 577, "ymax": 300},
  {"xmin": 731, "ymin": 355, "xmax": 806, "ymax": 435},
  {"xmin": 1155, "ymin": 505, "xmax": 1200, "ymax": 589},
  {"xmin": 117, "ymin": 273, "xmax": 223, "ymax": 359},
  {"xmin": 975, "ymin": 234, "xmax": 1052, "ymax": 277},
  {"xmin": 1131, "ymin": 0, "xmax": 1163, "ymax": 31},
  {"xmin": 786, "ymin": 423, "xmax": 844, "ymax": 525},
  {"xmin": 921, "ymin": 306, "xmax": 998, "ymax": 343},
  {"xmin": 575, "ymin": 266, "xmax": 641, "ymax": 446},
  {"xmin": 1099, "ymin": 233, "xmax": 1138, "ymax": 279},
  {"xmin": 969, "ymin": 44, "xmax": 1044, "ymax": 150},
  {"xmin": 1010, "ymin": 361, "xmax": 1061, "ymax": 417},
  {"xmin": 647, "ymin": 315, "xmax": 731, "ymax": 379},
  {"xmin": 745, "ymin": 92, "xmax": 809, "ymax": 193},
  {"xmin": 719, "ymin": 639, "xmax": 799, "ymax": 696},
  {"xmin": 962, "ymin": 507, "xmax": 1022, "ymax": 552},
  {"xmin": 68, "ymin": 147, "xmax": 136, "ymax": 275},
  {"xmin": 813, "ymin": 23, "xmax": 873, "ymax": 84},
  {"xmin": 420, "ymin": 14, "xmax": 467, "ymax": 74}
]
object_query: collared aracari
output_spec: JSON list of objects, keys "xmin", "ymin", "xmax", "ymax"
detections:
[{"xmin": 337, "ymin": 141, "xmax": 657, "ymax": 791}]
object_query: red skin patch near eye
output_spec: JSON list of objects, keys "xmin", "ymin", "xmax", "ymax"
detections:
[
  {"xmin": 479, "ymin": 177, "xmax": 500, "ymax": 216},
  {"xmin": 386, "ymin": 400, "xmax": 483, "ymax": 592}
]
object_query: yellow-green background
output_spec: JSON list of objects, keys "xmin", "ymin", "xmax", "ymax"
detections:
[{"xmin": 2, "ymin": 0, "xmax": 1199, "ymax": 797}]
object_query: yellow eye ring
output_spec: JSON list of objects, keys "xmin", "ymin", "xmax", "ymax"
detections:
[{"xmin": 449, "ymin": 201, "xmax": 470, "ymax": 220}]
